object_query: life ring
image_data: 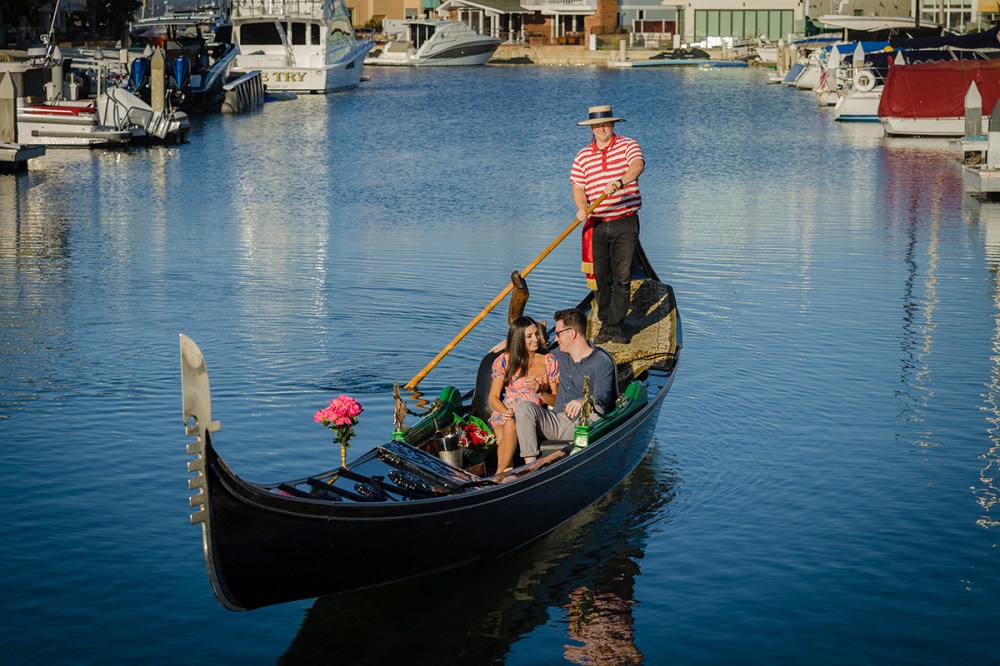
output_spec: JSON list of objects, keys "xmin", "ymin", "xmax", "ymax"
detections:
[{"xmin": 854, "ymin": 69, "xmax": 876, "ymax": 92}]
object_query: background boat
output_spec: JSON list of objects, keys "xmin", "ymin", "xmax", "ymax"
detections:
[
  {"xmin": 230, "ymin": 0, "xmax": 373, "ymax": 92},
  {"xmin": 366, "ymin": 19, "xmax": 500, "ymax": 67},
  {"xmin": 878, "ymin": 57, "xmax": 1000, "ymax": 137},
  {"xmin": 0, "ymin": 49, "xmax": 189, "ymax": 146},
  {"xmin": 128, "ymin": 10, "xmax": 263, "ymax": 114}
]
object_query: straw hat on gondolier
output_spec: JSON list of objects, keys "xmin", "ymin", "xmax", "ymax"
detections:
[
  {"xmin": 577, "ymin": 104, "xmax": 627, "ymax": 126},
  {"xmin": 570, "ymin": 104, "xmax": 645, "ymax": 345}
]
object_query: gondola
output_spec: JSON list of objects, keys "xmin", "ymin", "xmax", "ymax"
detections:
[{"xmin": 180, "ymin": 244, "xmax": 681, "ymax": 611}]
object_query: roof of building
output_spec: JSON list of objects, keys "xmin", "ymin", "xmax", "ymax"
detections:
[{"xmin": 438, "ymin": 0, "xmax": 531, "ymax": 14}]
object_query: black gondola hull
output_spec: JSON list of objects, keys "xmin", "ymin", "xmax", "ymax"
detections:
[
  {"xmin": 201, "ymin": 370, "xmax": 672, "ymax": 610},
  {"xmin": 182, "ymin": 248, "xmax": 680, "ymax": 611}
]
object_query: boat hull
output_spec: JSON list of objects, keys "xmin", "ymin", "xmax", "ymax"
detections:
[
  {"xmin": 16, "ymin": 109, "xmax": 133, "ymax": 147},
  {"xmin": 234, "ymin": 42, "xmax": 372, "ymax": 92},
  {"xmin": 880, "ymin": 116, "xmax": 967, "ymax": 137},
  {"xmin": 199, "ymin": 368, "xmax": 672, "ymax": 610},
  {"xmin": 834, "ymin": 87, "xmax": 882, "ymax": 122},
  {"xmin": 367, "ymin": 40, "xmax": 500, "ymax": 66}
]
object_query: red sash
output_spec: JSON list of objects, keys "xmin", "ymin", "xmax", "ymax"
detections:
[{"xmin": 581, "ymin": 218, "xmax": 597, "ymax": 290}]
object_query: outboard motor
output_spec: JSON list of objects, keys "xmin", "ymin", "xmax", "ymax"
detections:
[
  {"xmin": 129, "ymin": 57, "xmax": 150, "ymax": 96},
  {"xmin": 172, "ymin": 55, "xmax": 190, "ymax": 90},
  {"xmin": 171, "ymin": 55, "xmax": 191, "ymax": 107}
]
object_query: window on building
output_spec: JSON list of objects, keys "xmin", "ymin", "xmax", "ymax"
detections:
[{"xmin": 694, "ymin": 9, "xmax": 793, "ymax": 41}]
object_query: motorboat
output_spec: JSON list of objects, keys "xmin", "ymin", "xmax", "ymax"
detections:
[
  {"xmin": 833, "ymin": 43, "xmax": 887, "ymax": 121},
  {"xmin": 878, "ymin": 57, "xmax": 1000, "ymax": 137},
  {"xmin": 832, "ymin": 26, "xmax": 1000, "ymax": 124},
  {"xmin": 128, "ymin": 9, "xmax": 263, "ymax": 114},
  {"xmin": 229, "ymin": 0, "xmax": 373, "ymax": 93},
  {"xmin": 1, "ymin": 49, "xmax": 189, "ymax": 146},
  {"xmin": 815, "ymin": 14, "xmax": 942, "ymax": 33},
  {"xmin": 366, "ymin": 19, "xmax": 500, "ymax": 67}
]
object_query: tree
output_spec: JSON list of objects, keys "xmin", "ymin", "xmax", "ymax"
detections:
[
  {"xmin": 89, "ymin": 0, "xmax": 140, "ymax": 43},
  {"xmin": 1, "ymin": 0, "xmax": 41, "ymax": 46}
]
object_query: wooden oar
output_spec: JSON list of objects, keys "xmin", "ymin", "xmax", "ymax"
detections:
[{"xmin": 405, "ymin": 192, "xmax": 610, "ymax": 389}]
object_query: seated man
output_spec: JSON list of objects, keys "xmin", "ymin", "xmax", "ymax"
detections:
[{"xmin": 514, "ymin": 307, "xmax": 616, "ymax": 464}]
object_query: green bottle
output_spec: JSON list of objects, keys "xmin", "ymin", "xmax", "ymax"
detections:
[{"xmin": 573, "ymin": 423, "xmax": 590, "ymax": 451}]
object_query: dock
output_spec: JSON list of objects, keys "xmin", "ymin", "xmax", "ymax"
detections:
[
  {"xmin": 0, "ymin": 72, "xmax": 45, "ymax": 173},
  {"xmin": 608, "ymin": 58, "xmax": 748, "ymax": 68},
  {"xmin": 0, "ymin": 141, "xmax": 45, "ymax": 172},
  {"xmin": 961, "ymin": 84, "xmax": 1000, "ymax": 195},
  {"xmin": 489, "ymin": 43, "xmax": 745, "ymax": 67}
]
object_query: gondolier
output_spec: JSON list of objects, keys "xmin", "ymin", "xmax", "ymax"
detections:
[{"xmin": 572, "ymin": 104, "xmax": 645, "ymax": 345}]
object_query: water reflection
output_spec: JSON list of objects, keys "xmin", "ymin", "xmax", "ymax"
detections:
[
  {"xmin": 563, "ymin": 556, "xmax": 643, "ymax": 664},
  {"xmin": 878, "ymin": 140, "xmax": 948, "ymax": 448},
  {"xmin": 0, "ymin": 177, "xmax": 74, "ymax": 417},
  {"xmin": 971, "ymin": 197, "xmax": 1000, "ymax": 528},
  {"xmin": 278, "ymin": 456, "xmax": 677, "ymax": 665}
]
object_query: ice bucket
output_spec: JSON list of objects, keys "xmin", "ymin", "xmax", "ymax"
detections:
[
  {"xmin": 438, "ymin": 448, "xmax": 463, "ymax": 467},
  {"xmin": 434, "ymin": 432, "xmax": 463, "ymax": 467}
]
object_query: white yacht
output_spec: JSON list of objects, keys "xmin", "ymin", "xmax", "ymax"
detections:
[
  {"xmin": 366, "ymin": 19, "xmax": 500, "ymax": 66},
  {"xmin": 230, "ymin": 0, "xmax": 372, "ymax": 93}
]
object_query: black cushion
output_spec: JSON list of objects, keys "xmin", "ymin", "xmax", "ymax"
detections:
[{"xmin": 470, "ymin": 350, "xmax": 502, "ymax": 423}]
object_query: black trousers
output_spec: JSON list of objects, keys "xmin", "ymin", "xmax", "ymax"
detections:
[{"xmin": 591, "ymin": 214, "xmax": 639, "ymax": 327}]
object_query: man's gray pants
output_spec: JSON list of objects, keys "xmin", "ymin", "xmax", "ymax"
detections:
[{"xmin": 514, "ymin": 402, "xmax": 575, "ymax": 458}]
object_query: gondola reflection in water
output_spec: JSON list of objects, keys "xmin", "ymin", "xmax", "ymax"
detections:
[
  {"xmin": 279, "ymin": 459, "xmax": 678, "ymax": 664},
  {"xmin": 180, "ymin": 247, "xmax": 681, "ymax": 611}
]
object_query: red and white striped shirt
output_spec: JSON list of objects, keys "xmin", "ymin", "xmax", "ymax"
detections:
[{"xmin": 570, "ymin": 134, "xmax": 643, "ymax": 219}]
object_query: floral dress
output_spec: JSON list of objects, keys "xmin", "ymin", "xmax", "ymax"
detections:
[{"xmin": 488, "ymin": 352, "xmax": 560, "ymax": 428}]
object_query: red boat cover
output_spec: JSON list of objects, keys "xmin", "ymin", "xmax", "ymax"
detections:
[{"xmin": 878, "ymin": 58, "xmax": 1000, "ymax": 119}]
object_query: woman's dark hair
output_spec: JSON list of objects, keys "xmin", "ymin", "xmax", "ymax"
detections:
[{"xmin": 504, "ymin": 316, "xmax": 540, "ymax": 385}]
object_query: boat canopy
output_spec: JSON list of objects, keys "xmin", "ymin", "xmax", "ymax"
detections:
[
  {"xmin": 878, "ymin": 58, "xmax": 1000, "ymax": 119},
  {"xmin": 888, "ymin": 23, "xmax": 1000, "ymax": 50},
  {"xmin": 833, "ymin": 41, "xmax": 890, "ymax": 55}
]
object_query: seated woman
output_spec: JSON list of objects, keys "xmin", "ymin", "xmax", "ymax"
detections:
[{"xmin": 489, "ymin": 316, "xmax": 559, "ymax": 473}]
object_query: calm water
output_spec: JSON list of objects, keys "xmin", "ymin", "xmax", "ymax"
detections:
[{"xmin": 2, "ymin": 65, "xmax": 997, "ymax": 663}]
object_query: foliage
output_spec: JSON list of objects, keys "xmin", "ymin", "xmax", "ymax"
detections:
[{"xmin": 90, "ymin": 0, "xmax": 142, "ymax": 42}]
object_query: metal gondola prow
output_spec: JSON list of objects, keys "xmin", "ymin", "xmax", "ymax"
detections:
[
  {"xmin": 180, "ymin": 334, "xmax": 220, "ymax": 437},
  {"xmin": 180, "ymin": 334, "xmax": 244, "ymax": 611},
  {"xmin": 180, "ymin": 334, "xmax": 220, "ymax": 526}
]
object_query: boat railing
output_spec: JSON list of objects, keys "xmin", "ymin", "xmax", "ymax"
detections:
[{"xmin": 231, "ymin": 0, "xmax": 328, "ymax": 19}]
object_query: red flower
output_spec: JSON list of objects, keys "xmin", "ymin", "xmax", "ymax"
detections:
[{"xmin": 460, "ymin": 421, "xmax": 494, "ymax": 450}]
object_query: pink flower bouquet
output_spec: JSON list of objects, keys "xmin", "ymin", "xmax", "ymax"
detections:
[{"xmin": 314, "ymin": 395, "xmax": 364, "ymax": 465}]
